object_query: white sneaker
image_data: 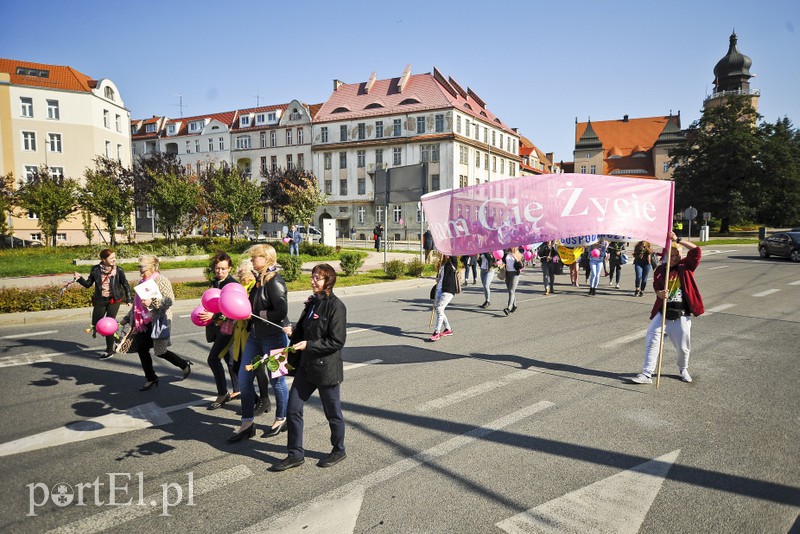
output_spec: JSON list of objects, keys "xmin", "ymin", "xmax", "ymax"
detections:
[
  {"xmin": 631, "ymin": 373, "xmax": 652, "ymax": 384},
  {"xmin": 680, "ymin": 369, "xmax": 692, "ymax": 383},
  {"xmin": 615, "ymin": 283, "xmax": 620, "ymax": 289}
]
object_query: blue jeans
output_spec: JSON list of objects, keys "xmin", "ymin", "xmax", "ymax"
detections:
[
  {"xmin": 480, "ymin": 268, "xmax": 495, "ymax": 303},
  {"xmin": 634, "ymin": 261, "xmax": 651, "ymax": 292},
  {"xmin": 239, "ymin": 331, "xmax": 288, "ymax": 422},
  {"xmin": 289, "ymin": 242, "xmax": 299, "ymax": 256},
  {"xmin": 589, "ymin": 261, "xmax": 603, "ymax": 288}
]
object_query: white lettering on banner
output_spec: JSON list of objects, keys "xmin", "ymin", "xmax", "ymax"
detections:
[
  {"xmin": 557, "ymin": 182, "xmax": 656, "ymax": 222},
  {"xmin": 477, "ymin": 197, "xmax": 544, "ymax": 230}
]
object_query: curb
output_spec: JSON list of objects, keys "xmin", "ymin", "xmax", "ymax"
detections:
[{"xmin": 0, "ymin": 278, "xmax": 432, "ymax": 327}]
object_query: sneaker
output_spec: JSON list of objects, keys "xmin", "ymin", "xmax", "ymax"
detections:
[
  {"xmin": 615, "ymin": 284, "xmax": 620, "ymax": 289},
  {"xmin": 271, "ymin": 456, "xmax": 305, "ymax": 472},
  {"xmin": 98, "ymin": 352, "xmax": 114, "ymax": 361},
  {"xmin": 631, "ymin": 373, "xmax": 653, "ymax": 384},
  {"xmin": 429, "ymin": 332, "xmax": 441, "ymax": 342},
  {"xmin": 441, "ymin": 329, "xmax": 454, "ymax": 337},
  {"xmin": 318, "ymin": 451, "xmax": 347, "ymax": 468},
  {"xmin": 680, "ymin": 369, "xmax": 693, "ymax": 383}
]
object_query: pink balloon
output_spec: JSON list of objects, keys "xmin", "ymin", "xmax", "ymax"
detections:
[
  {"xmin": 221, "ymin": 282, "xmax": 247, "ymax": 297},
  {"xmin": 219, "ymin": 292, "xmax": 252, "ymax": 321},
  {"xmin": 523, "ymin": 251, "xmax": 532, "ymax": 261},
  {"xmin": 523, "ymin": 245, "xmax": 531, "ymax": 251},
  {"xmin": 201, "ymin": 288, "xmax": 221, "ymax": 314},
  {"xmin": 591, "ymin": 248, "xmax": 600, "ymax": 258},
  {"xmin": 282, "ymin": 237, "xmax": 291, "ymax": 243},
  {"xmin": 492, "ymin": 250, "xmax": 503, "ymax": 260},
  {"xmin": 191, "ymin": 305, "xmax": 212, "ymax": 327},
  {"xmin": 96, "ymin": 317, "xmax": 118, "ymax": 337}
]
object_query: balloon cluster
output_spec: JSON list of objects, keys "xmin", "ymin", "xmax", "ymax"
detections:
[{"xmin": 191, "ymin": 283, "xmax": 251, "ymax": 326}]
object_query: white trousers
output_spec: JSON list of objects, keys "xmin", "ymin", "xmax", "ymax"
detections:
[
  {"xmin": 434, "ymin": 292, "xmax": 454, "ymax": 333},
  {"xmin": 642, "ymin": 313, "xmax": 692, "ymax": 376}
]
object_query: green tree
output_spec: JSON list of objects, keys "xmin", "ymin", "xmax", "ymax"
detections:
[
  {"xmin": 202, "ymin": 164, "xmax": 263, "ymax": 243},
  {"xmin": 670, "ymin": 96, "xmax": 763, "ymax": 233},
  {"xmin": 146, "ymin": 170, "xmax": 201, "ymax": 240},
  {"xmin": 15, "ymin": 166, "xmax": 79, "ymax": 246},
  {"xmin": 131, "ymin": 152, "xmax": 185, "ymax": 206},
  {"xmin": 80, "ymin": 156, "xmax": 135, "ymax": 245},
  {"xmin": 754, "ymin": 117, "xmax": 800, "ymax": 226},
  {"xmin": 0, "ymin": 172, "xmax": 14, "ymax": 238},
  {"xmin": 262, "ymin": 167, "xmax": 328, "ymax": 232}
]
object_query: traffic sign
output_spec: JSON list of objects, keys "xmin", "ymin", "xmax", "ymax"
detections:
[{"xmin": 684, "ymin": 206, "xmax": 698, "ymax": 220}]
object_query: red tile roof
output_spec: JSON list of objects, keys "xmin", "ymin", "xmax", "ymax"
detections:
[
  {"xmin": 0, "ymin": 58, "xmax": 95, "ymax": 92},
  {"xmin": 575, "ymin": 116, "xmax": 670, "ymax": 158}
]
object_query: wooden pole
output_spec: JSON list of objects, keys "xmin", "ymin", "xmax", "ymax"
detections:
[{"xmin": 655, "ymin": 243, "xmax": 673, "ymax": 388}]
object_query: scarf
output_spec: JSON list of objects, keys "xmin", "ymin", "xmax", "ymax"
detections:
[{"xmin": 133, "ymin": 273, "xmax": 159, "ymax": 333}]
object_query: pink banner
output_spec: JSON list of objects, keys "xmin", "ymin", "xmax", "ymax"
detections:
[{"xmin": 421, "ymin": 173, "xmax": 674, "ymax": 257}]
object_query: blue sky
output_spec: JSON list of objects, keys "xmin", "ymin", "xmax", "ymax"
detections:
[{"xmin": 2, "ymin": 0, "xmax": 797, "ymax": 163}]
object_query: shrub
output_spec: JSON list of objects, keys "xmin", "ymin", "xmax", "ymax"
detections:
[
  {"xmin": 338, "ymin": 251, "xmax": 365, "ymax": 276},
  {"xmin": 301, "ymin": 242, "xmax": 335, "ymax": 257},
  {"xmin": 279, "ymin": 254, "xmax": 302, "ymax": 282},
  {"xmin": 384, "ymin": 259, "xmax": 406, "ymax": 279},
  {"xmin": 406, "ymin": 257, "xmax": 425, "ymax": 277}
]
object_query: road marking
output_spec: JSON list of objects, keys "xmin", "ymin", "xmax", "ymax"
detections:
[
  {"xmin": 0, "ymin": 402, "xmax": 174, "ymax": 458},
  {"xmin": 705, "ymin": 303, "xmax": 735, "ymax": 315},
  {"xmin": 418, "ymin": 370, "xmax": 539, "ymax": 412},
  {"xmin": 237, "ymin": 401, "xmax": 555, "ymax": 534},
  {"xmin": 703, "ymin": 249, "xmax": 737, "ymax": 255},
  {"xmin": 789, "ymin": 280, "xmax": 800, "ymax": 286},
  {"xmin": 0, "ymin": 354, "xmax": 53, "ymax": 368},
  {"xmin": 602, "ymin": 330, "xmax": 648, "ymax": 349},
  {"xmin": 343, "ymin": 359, "xmax": 381, "ymax": 371},
  {"xmin": 347, "ymin": 326, "xmax": 383, "ymax": 335},
  {"xmin": 0, "ymin": 330, "xmax": 58, "ymax": 340},
  {"xmin": 707, "ymin": 265, "xmax": 729, "ymax": 270},
  {"xmin": 496, "ymin": 449, "xmax": 680, "ymax": 533},
  {"xmin": 752, "ymin": 289, "xmax": 780, "ymax": 297},
  {"xmin": 47, "ymin": 464, "xmax": 253, "ymax": 534}
]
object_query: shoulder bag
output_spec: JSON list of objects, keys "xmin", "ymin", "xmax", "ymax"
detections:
[{"xmin": 151, "ymin": 314, "xmax": 170, "ymax": 340}]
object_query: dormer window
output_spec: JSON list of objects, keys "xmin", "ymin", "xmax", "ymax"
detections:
[
  {"xmin": 267, "ymin": 112, "xmax": 276, "ymax": 122},
  {"xmin": 145, "ymin": 124, "xmax": 156, "ymax": 133},
  {"xmin": 240, "ymin": 115, "xmax": 251, "ymax": 127},
  {"xmin": 189, "ymin": 121, "xmax": 204, "ymax": 132},
  {"xmin": 399, "ymin": 98, "xmax": 420, "ymax": 105},
  {"xmin": 365, "ymin": 102, "xmax": 384, "ymax": 109},
  {"xmin": 332, "ymin": 107, "xmax": 350, "ymax": 114},
  {"xmin": 131, "ymin": 126, "xmax": 137, "ymax": 134},
  {"xmin": 167, "ymin": 124, "xmax": 176, "ymax": 134},
  {"xmin": 104, "ymin": 86, "xmax": 115, "ymax": 100},
  {"xmin": 256, "ymin": 113, "xmax": 265, "ymax": 124},
  {"xmin": 289, "ymin": 108, "xmax": 301, "ymax": 121}
]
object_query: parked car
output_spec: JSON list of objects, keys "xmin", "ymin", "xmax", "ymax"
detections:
[
  {"xmin": 295, "ymin": 225, "xmax": 322, "ymax": 241},
  {"xmin": 758, "ymin": 232, "xmax": 800, "ymax": 262}
]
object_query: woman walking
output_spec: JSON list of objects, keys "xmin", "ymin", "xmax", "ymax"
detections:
[
  {"xmin": 587, "ymin": 241, "xmax": 608, "ymax": 296},
  {"xmin": 537, "ymin": 240, "xmax": 559, "ymax": 295},
  {"xmin": 607, "ymin": 240, "xmax": 625, "ymax": 289},
  {"xmin": 118, "ymin": 255, "xmax": 191, "ymax": 390},
  {"xmin": 271, "ymin": 264, "xmax": 348, "ymax": 471},
  {"xmin": 429, "ymin": 255, "xmax": 458, "ymax": 341},
  {"xmin": 199, "ymin": 252, "xmax": 240, "ymax": 410},
  {"xmin": 478, "ymin": 252, "xmax": 497, "ymax": 308},
  {"xmin": 74, "ymin": 249, "xmax": 132, "ymax": 360},
  {"xmin": 503, "ymin": 248, "xmax": 522, "ymax": 315},
  {"xmin": 633, "ymin": 241, "xmax": 654, "ymax": 297},
  {"xmin": 228, "ymin": 244, "xmax": 290, "ymax": 443}
]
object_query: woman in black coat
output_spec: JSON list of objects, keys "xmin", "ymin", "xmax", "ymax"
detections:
[
  {"xmin": 271, "ymin": 263, "xmax": 348, "ymax": 471},
  {"xmin": 74, "ymin": 248, "xmax": 132, "ymax": 359}
]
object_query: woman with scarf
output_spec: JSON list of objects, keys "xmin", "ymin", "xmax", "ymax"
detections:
[
  {"xmin": 74, "ymin": 249, "xmax": 132, "ymax": 360},
  {"xmin": 228, "ymin": 244, "xmax": 290, "ymax": 443},
  {"xmin": 118, "ymin": 255, "xmax": 191, "ymax": 391}
]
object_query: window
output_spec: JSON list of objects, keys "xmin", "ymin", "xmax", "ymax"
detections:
[
  {"xmin": 297, "ymin": 127, "xmax": 304, "ymax": 144},
  {"xmin": 49, "ymin": 166, "xmax": 64, "ymax": 179},
  {"xmin": 56, "ymin": 233, "xmax": 67, "ymax": 242},
  {"xmin": 393, "ymin": 119, "xmax": 401, "ymax": 136},
  {"xmin": 20, "ymin": 97, "xmax": 33, "ymax": 117},
  {"xmin": 236, "ymin": 135, "xmax": 251, "ymax": 149},
  {"xmin": 459, "ymin": 145, "xmax": 469, "ymax": 164},
  {"xmin": 270, "ymin": 131, "xmax": 276, "ymax": 147},
  {"xmin": 474, "ymin": 123, "xmax": 479, "ymax": 140},
  {"xmin": 321, "ymin": 127, "xmax": 328, "ymax": 142},
  {"xmin": 421, "ymin": 144, "xmax": 440, "ymax": 163},
  {"xmin": 460, "ymin": 175, "xmax": 468, "ymax": 188},
  {"xmin": 431, "ymin": 174, "xmax": 440, "ymax": 190},
  {"xmin": 340, "ymin": 125, "xmax": 347, "ymax": 141},
  {"xmin": 103, "ymin": 110, "xmax": 110, "ymax": 128},
  {"xmin": 393, "ymin": 148, "xmax": 401, "ymax": 165},
  {"xmin": 358, "ymin": 206, "xmax": 365, "ymax": 223},
  {"xmin": 435, "ymin": 114, "xmax": 444, "ymax": 133},
  {"xmin": 485, "ymin": 152, "xmax": 489, "ymax": 170},
  {"xmin": 510, "ymin": 162, "xmax": 516, "ymax": 176},
  {"xmin": 663, "ymin": 162, "xmax": 670, "ymax": 173},
  {"xmin": 117, "ymin": 144, "xmax": 123, "ymax": 160},
  {"xmin": 376, "ymin": 206, "xmax": 384, "ymax": 223},
  {"xmin": 261, "ymin": 156, "xmax": 267, "ymax": 173},
  {"xmin": 240, "ymin": 115, "xmax": 251, "ymax": 127},
  {"xmin": 375, "ymin": 149, "xmax": 383, "ymax": 164},
  {"xmin": 358, "ymin": 123, "xmax": 366, "ymax": 140},
  {"xmin": 290, "ymin": 108, "xmax": 301, "ymax": 121},
  {"xmin": 358, "ymin": 178, "xmax": 366, "ymax": 195},
  {"xmin": 375, "ymin": 121, "xmax": 383, "ymax": 138},
  {"xmin": 286, "ymin": 154, "xmax": 293, "ymax": 170},
  {"xmin": 195, "ymin": 140, "xmax": 200, "ymax": 153},
  {"xmin": 416, "ymin": 117, "xmax": 425, "ymax": 134},
  {"xmin": 47, "ymin": 100, "xmax": 59, "ymax": 120},
  {"xmin": 286, "ymin": 129, "xmax": 292, "ymax": 145},
  {"xmin": 465, "ymin": 120, "xmax": 470, "ymax": 137},
  {"xmin": 475, "ymin": 151, "xmax": 480, "ymax": 167},
  {"xmin": 219, "ymin": 137, "xmax": 224, "ymax": 150},
  {"xmin": 297, "ymin": 153, "xmax": 304, "ymax": 170},
  {"xmin": 339, "ymin": 178, "xmax": 347, "ymax": 196},
  {"xmin": 325, "ymin": 180, "xmax": 332, "ymax": 194},
  {"xmin": 22, "ymin": 131, "xmax": 36, "ymax": 151},
  {"xmin": 324, "ymin": 153, "xmax": 332, "ymax": 170},
  {"xmin": 260, "ymin": 132, "xmax": 267, "ymax": 148},
  {"xmin": 483, "ymin": 127, "xmax": 488, "ymax": 143},
  {"xmin": 146, "ymin": 123, "xmax": 156, "ymax": 133},
  {"xmin": 393, "ymin": 204, "xmax": 402, "ymax": 223},
  {"xmin": 190, "ymin": 121, "xmax": 203, "ymax": 132},
  {"xmin": 357, "ymin": 150, "xmax": 365, "ymax": 168},
  {"xmin": 492, "ymin": 131, "xmax": 496, "ymax": 146},
  {"xmin": 104, "ymin": 86, "xmax": 115, "ymax": 100},
  {"xmin": 500, "ymin": 159, "xmax": 504, "ymax": 174},
  {"xmin": 115, "ymin": 114, "xmax": 121, "ymax": 132},
  {"xmin": 24, "ymin": 165, "xmax": 37, "ymax": 181},
  {"xmin": 48, "ymin": 133, "xmax": 62, "ymax": 152},
  {"xmin": 500, "ymin": 134, "xmax": 504, "ymax": 149},
  {"xmin": 492, "ymin": 156, "xmax": 497, "ymax": 171},
  {"xmin": 256, "ymin": 113, "xmax": 266, "ymax": 125},
  {"xmin": 580, "ymin": 165, "xmax": 587, "ymax": 173},
  {"xmin": 105, "ymin": 140, "xmax": 111, "ymax": 157},
  {"xmin": 339, "ymin": 151, "xmax": 347, "ymax": 169},
  {"xmin": 590, "ymin": 165, "xmax": 596, "ymax": 174},
  {"xmin": 456, "ymin": 115, "xmax": 461, "ymax": 134},
  {"xmin": 271, "ymin": 156, "xmax": 278, "ymax": 172}
]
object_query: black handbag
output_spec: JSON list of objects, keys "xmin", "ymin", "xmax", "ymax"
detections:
[{"xmin": 430, "ymin": 284, "xmax": 437, "ymax": 300}]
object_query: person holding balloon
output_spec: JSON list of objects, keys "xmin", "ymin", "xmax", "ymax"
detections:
[
  {"xmin": 228, "ymin": 243, "xmax": 290, "ymax": 443},
  {"xmin": 587, "ymin": 241, "xmax": 608, "ymax": 296},
  {"xmin": 74, "ymin": 249, "xmax": 132, "ymax": 360},
  {"xmin": 118, "ymin": 255, "xmax": 191, "ymax": 391},
  {"xmin": 196, "ymin": 252, "xmax": 240, "ymax": 410}
]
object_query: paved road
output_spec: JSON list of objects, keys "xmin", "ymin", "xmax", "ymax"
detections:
[{"xmin": 0, "ymin": 246, "xmax": 798, "ymax": 533}]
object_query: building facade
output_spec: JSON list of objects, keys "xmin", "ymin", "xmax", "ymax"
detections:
[{"xmin": 0, "ymin": 58, "xmax": 131, "ymax": 244}]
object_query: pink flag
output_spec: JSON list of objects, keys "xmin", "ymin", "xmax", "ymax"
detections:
[{"xmin": 421, "ymin": 173, "xmax": 674, "ymax": 257}]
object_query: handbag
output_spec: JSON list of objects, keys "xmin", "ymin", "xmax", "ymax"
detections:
[
  {"xmin": 151, "ymin": 314, "xmax": 170, "ymax": 340},
  {"xmin": 497, "ymin": 267, "xmax": 506, "ymax": 281},
  {"xmin": 430, "ymin": 284, "xmax": 437, "ymax": 300},
  {"xmin": 620, "ymin": 253, "xmax": 629, "ymax": 265},
  {"xmin": 650, "ymin": 254, "xmax": 660, "ymax": 269}
]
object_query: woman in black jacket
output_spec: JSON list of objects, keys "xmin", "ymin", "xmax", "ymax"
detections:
[
  {"xmin": 271, "ymin": 263, "xmax": 348, "ymax": 471},
  {"xmin": 429, "ymin": 254, "xmax": 458, "ymax": 341},
  {"xmin": 74, "ymin": 248, "xmax": 132, "ymax": 360},
  {"xmin": 537, "ymin": 240, "xmax": 559, "ymax": 295}
]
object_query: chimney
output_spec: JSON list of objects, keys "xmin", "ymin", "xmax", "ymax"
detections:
[
  {"xmin": 623, "ymin": 114, "xmax": 629, "ymax": 122},
  {"xmin": 333, "ymin": 79, "xmax": 344, "ymax": 91}
]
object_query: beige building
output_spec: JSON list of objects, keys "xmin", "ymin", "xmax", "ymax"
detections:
[{"xmin": 0, "ymin": 58, "xmax": 131, "ymax": 245}]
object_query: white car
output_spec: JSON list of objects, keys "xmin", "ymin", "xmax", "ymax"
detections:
[{"xmin": 295, "ymin": 225, "xmax": 322, "ymax": 241}]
